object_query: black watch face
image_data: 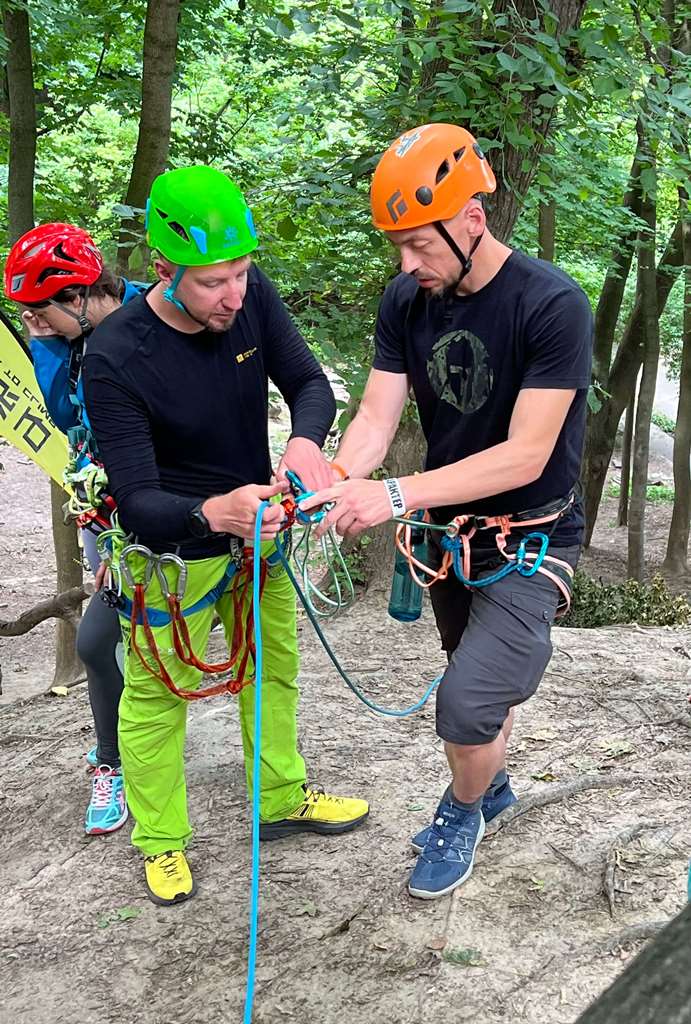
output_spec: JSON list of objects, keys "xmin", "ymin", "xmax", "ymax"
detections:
[{"xmin": 190, "ymin": 509, "xmax": 208, "ymax": 537}]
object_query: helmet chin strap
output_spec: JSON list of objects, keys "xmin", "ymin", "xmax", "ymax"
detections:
[
  {"xmin": 433, "ymin": 222, "xmax": 484, "ymax": 291},
  {"xmin": 163, "ymin": 266, "xmax": 209, "ymax": 329},
  {"xmin": 48, "ymin": 287, "xmax": 92, "ymax": 335}
]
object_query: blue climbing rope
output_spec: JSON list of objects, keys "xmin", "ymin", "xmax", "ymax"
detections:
[
  {"xmin": 442, "ymin": 530, "xmax": 550, "ymax": 587},
  {"xmin": 243, "ymin": 500, "xmax": 442, "ymax": 1022},
  {"xmin": 243, "ymin": 501, "xmax": 268, "ymax": 1024},
  {"xmin": 275, "ymin": 534, "xmax": 441, "ymax": 719}
]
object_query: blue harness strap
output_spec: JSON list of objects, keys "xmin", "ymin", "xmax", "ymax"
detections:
[{"xmin": 116, "ymin": 558, "xmax": 239, "ymax": 626}]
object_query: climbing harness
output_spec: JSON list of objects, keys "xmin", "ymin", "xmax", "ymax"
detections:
[{"xmin": 394, "ymin": 493, "xmax": 576, "ymax": 615}]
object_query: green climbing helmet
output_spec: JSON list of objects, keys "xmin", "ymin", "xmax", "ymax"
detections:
[{"xmin": 145, "ymin": 165, "xmax": 258, "ymax": 266}]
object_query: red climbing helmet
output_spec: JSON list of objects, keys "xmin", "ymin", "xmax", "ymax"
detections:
[{"xmin": 4, "ymin": 223, "xmax": 103, "ymax": 304}]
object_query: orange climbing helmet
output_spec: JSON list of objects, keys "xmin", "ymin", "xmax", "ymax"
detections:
[{"xmin": 370, "ymin": 124, "xmax": 496, "ymax": 231}]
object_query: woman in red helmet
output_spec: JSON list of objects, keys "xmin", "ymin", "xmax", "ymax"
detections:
[{"xmin": 4, "ymin": 223, "xmax": 146, "ymax": 837}]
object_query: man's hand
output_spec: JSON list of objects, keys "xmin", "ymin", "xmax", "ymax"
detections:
[
  {"xmin": 94, "ymin": 562, "xmax": 108, "ymax": 591},
  {"xmin": 21, "ymin": 310, "xmax": 56, "ymax": 338},
  {"xmin": 298, "ymin": 479, "xmax": 394, "ymax": 538},
  {"xmin": 202, "ymin": 483, "xmax": 287, "ymax": 541},
  {"xmin": 275, "ymin": 437, "xmax": 333, "ymax": 493}
]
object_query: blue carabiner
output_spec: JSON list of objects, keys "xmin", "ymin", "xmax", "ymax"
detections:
[{"xmin": 516, "ymin": 532, "xmax": 549, "ymax": 576}]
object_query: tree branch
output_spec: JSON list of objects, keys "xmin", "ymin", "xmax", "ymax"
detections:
[{"xmin": 0, "ymin": 585, "xmax": 91, "ymax": 637}]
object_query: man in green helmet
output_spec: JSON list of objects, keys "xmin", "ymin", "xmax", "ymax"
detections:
[{"xmin": 82, "ymin": 165, "xmax": 369, "ymax": 906}]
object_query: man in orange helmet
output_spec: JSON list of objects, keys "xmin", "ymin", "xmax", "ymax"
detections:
[{"xmin": 302, "ymin": 124, "xmax": 593, "ymax": 899}]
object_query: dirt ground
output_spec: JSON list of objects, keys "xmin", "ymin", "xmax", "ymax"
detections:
[{"xmin": 1, "ymin": 438, "xmax": 691, "ymax": 1024}]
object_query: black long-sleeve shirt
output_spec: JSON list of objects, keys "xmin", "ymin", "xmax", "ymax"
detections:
[{"xmin": 82, "ymin": 266, "xmax": 336, "ymax": 557}]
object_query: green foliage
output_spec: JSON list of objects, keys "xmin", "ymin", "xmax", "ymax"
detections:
[
  {"xmin": 1, "ymin": 0, "xmax": 689, "ymax": 432},
  {"xmin": 606, "ymin": 481, "xmax": 675, "ymax": 504},
  {"xmin": 563, "ymin": 572, "xmax": 691, "ymax": 628},
  {"xmin": 651, "ymin": 410, "xmax": 676, "ymax": 435}
]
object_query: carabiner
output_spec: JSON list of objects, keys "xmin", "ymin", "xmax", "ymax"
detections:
[
  {"xmin": 155, "ymin": 552, "xmax": 188, "ymax": 600},
  {"xmin": 119, "ymin": 543, "xmax": 156, "ymax": 591}
]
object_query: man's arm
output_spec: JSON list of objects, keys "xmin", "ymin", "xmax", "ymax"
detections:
[
  {"xmin": 402, "ymin": 386, "xmax": 575, "ymax": 510},
  {"xmin": 83, "ymin": 354, "xmax": 286, "ymax": 542},
  {"xmin": 333, "ymin": 368, "xmax": 410, "ymax": 479},
  {"xmin": 301, "ymin": 387, "xmax": 575, "ymax": 536}
]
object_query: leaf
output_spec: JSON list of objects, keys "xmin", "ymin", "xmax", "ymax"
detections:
[
  {"xmin": 524, "ymin": 727, "xmax": 558, "ymax": 742},
  {"xmin": 587, "ymin": 386, "xmax": 602, "ymax": 414},
  {"xmin": 531, "ymin": 771, "xmax": 558, "ymax": 782},
  {"xmin": 276, "ymin": 217, "xmax": 299, "ymax": 241},
  {"xmin": 128, "ymin": 243, "xmax": 146, "ymax": 273},
  {"xmin": 115, "ymin": 907, "xmax": 142, "ymax": 921},
  {"xmin": 496, "ymin": 51, "xmax": 521, "ymax": 74},
  {"xmin": 49, "ymin": 686, "xmax": 69, "ymax": 697},
  {"xmin": 598, "ymin": 738, "xmax": 635, "ymax": 759},
  {"xmin": 442, "ymin": 946, "xmax": 485, "ymax": 967},
  {"xmin": 296, "ymin": 900, "xmax": 319, "ymax": 917},
  {"xmin": 335, "ymin": 11, "xmax": 361, "ymax": 30},
  {"xmin": 112, "ymin": 203, "xmax": 137, "ymax": 218},
  {"xmin": 407, "ymin": 803, "xmax": 424, "ymax": 811},
  {"xmin": 266, "ymin": 16, "xmax": 292, "ymax": 38},
  {"xmin": 97, "ymin": 914, "xmax": 111, "ymax": 929}
]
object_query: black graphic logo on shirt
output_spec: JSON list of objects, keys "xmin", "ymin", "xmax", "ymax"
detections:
[{"xmin": 427, "ymin": 329, "xmax": 493, "ymax": 414}]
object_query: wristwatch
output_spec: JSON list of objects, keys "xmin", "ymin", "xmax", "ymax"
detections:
[{"xmin": 188, "ymin": 501, "xmax": 212, "ymax": 539}]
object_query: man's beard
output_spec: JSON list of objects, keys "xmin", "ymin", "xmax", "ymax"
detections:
[{"xmin": 205, "ymin": 310, "xmax": 237, "ymax": 333}]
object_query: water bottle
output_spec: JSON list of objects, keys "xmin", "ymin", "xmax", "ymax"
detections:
[{"xmin": 388, "ymin": 511, "xmax": 428, "ymax": 622}]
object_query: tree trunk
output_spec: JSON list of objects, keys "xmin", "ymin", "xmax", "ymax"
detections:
[
  {"xmin": 663, "ymin": 202, "xmax": 691, "ymax": 572},
  {"xmin": 626, "ymin": 145, "xmax": 658, "ymax": 583},
  {"xmin": 592, "ymin": 145, "xmax": 644, "ymax": 384},
  {"xmin": 538, "ymin": 198, "xmax": 555, "ymax": 262},
  {"xmin": 2, "ymin": 0, "xmax": 36, "ymax": 241},
  {"xmin": 582, "ymin": 218, "xmax": 684, "ymax": 544},
  {"xmin": 50, "ymin": 482, "xmax": 84, "ymax": 685},
  {"xmin": 3, "ymin": 4, "xmax": 84, "ymax": 685},
  {"xmin": 393, "ymin": 2, "xmax": 416, "ymax": 98},
  {"xmin": 575, "ymin": 902, "xmax": 691, "ymax": 1024},
  {"xmin": 116, "ymin": 0, "xmax": 181, "ymax": 273},
  {"xmin": 617, "ymin": 394, "xmax": 635, "ymax": 527}
]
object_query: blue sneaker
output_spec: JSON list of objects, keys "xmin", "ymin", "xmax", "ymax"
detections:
[
  {"xmin": 411, "ymin": 780, "xmax": 516, "ymax": 853},
  {"xmin": 85, "ymin": 765, "xmax": 128, "ymax": 835},
  {"xmin": 86, "ymin": 746, "xmax": 98, "ymax": 770},
  {"xmin": 408, "ymin": 798, "xmax": 485, "ymax": 900}
]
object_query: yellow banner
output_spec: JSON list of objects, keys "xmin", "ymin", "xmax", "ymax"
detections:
[{"xmin": 0, "ymin": 316, "xmax": 69, "ymax": 486}]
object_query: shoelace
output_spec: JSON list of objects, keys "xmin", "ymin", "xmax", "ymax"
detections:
[
  {"xmin": 426, "ymin": 804, "xmax": 475, "ymax": 855},
  {"xmin": 305, "ymin": 786, "xmax": 343, "ymax": 806},
  {"xmin": 91, "ymin": 768, "xmax": 116, "ymax": 809},
  {"xmin": 151, "ymin": 852, "xmax": 183, "ymax": 879}
]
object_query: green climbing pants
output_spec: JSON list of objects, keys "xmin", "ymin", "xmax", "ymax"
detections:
[{"xmin": 115, "ymin": 543, "xmax": 306, "ymax": 856}]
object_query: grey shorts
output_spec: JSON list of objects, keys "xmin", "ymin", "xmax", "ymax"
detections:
[{"xmin": 429, "ymin": 541, "xmax": 580, "ymax": 746}]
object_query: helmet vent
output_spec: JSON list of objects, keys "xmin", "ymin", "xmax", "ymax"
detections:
[
  {"xmin": 168, "ymin": 221, "xmax": 190, "ymax": 242},
  {"xmin": 435, "ymin": 159, "xmax": 450, "ymax": 184},
  {"xmin": 453, "ymin": 147, "xmax": 466, "ymax": 162},
  {"xmin": 36, "ymin": 267, "xmax": 74, "ymax": 285},
  {"xmin": 53, "ymin": 242, "xmax": 78, "ymax": 263},
  {"xmin": 473, "ymin": 143, "xmax": 485, "ymax": 160}
]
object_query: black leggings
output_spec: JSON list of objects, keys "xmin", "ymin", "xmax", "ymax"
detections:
[{"xmin": 76, "ymin": 594, "xmax": 123, "ymax": 766}]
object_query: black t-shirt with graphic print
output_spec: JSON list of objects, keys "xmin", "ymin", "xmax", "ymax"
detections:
[{"xmin": 373, "ymin": 250, "xmax": 593, "ymax": 547}]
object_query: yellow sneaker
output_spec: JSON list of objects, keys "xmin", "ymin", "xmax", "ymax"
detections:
[
  {"xmin": 259, "ymin": 785, "xmax": 369, "ymax": 841},
  {"xmin": 144, "ymin": 851, "xmax": 197, "ymax": 906}
]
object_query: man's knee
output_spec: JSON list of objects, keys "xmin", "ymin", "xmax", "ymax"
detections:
[{"xmin": 436, "ymin": 679, "xmax": 507, "ymax": 745}]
